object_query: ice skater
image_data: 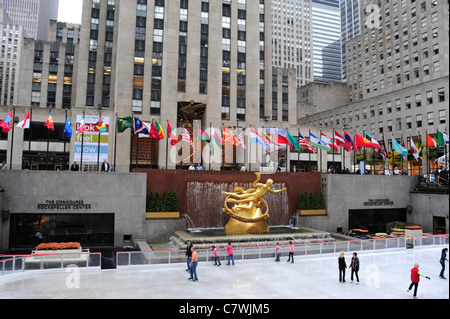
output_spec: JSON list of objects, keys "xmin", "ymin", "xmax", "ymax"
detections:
[
  {"xmin": 226, "ymin": 242, "xmax": 234, "ymax": 265},
  {"xmin": 185, "ymin": 240, "xmax": 193, "ymax": 272},
  {"xmin": 407, "ymin": 263, "xmax": 430, "ymax": 299},
  {"xmin": 287, "ymin": 241, "xmax": 294, "ymax": 263},
  {"xmin": 338, "ymin": 251, "xmax": 347, "ymax": 282},
  {"xmin": 212, "ymin": 246, "xmax": 221, "ymax": 266},
  {"xmin": 275, "ymin": 243, "xmax": 281, "ymax": 262},
  {"xmin": 188, "ymin": 247, "xmax": 198, "ymax": 281},
  {"xmin": 349, "ymin": 252, "xmax": 360, "ymax": 284},
  {"xmin": 439, "ymin": 248, "xmax": 448, "ymax": 279}
]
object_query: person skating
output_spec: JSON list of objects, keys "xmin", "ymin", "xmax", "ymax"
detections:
[
  {"xmin": 349, "ymin": 252, "xmax": 360, "ymax": 284},
  {"xmin": 439, "ymin": 248, "xmax": 448, "ymax": 279},
  {"xmin": 407, "ymin": 263, "xmax": 430, "ymax": 299},
  {"xmin": 338, "ymin": 251, "xmax": 347, "ymax": 282}
]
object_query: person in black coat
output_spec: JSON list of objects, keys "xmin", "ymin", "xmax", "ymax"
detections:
[
  {"xmin": 338, "ymin": 251, "xmax": 347, "ymax": 282},
  {"xmin": 70, "ymin": 161, "xmax": 80, "ymax": 171},
  {"xmin": 101, "ymin": 159, "xmax": 110, "ymax": 172},
  {"xmin": 185, "ymin": 240, "xmax": 193, "ymax": 271},
  {"xmin": 349, "ymin": 252, "xmax": 360, "ymax": 284}
]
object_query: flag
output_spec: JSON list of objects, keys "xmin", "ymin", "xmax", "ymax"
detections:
[
  {"xmin": 320, "ymin": 132, "xmax": 338, "ymax": 151},
  {"xmin": 64, "ymin": 115, "xmax": 72, "ymax": 139},
  {"xmin": 198, "ymin": 128, "xmax": 209, "ymax": 142},
  {"xmin": 250, "ymin": 128, "xmax": 269, "ymax": 146},
  {"xmin": 365, "ymin": 133, "xmax": 382, "ymax": 149},
  {"xmin": 95, "ymin": 115, "xmax": 107, "ymax": 133},
  {"xmin": 182, "ymin": 127, "xmax": 194, "ymax": 147},
  {"xmin": 223, "ymin": 126, "xmax": 239, "ymax": 146},
  {"xmin": 78, "ymin": 114, "xmax": 87, "ymax": 134},
  {"xmin": 44, "ymin": 111, "xmax": 55, "ymax": 131},
  {"xmin": 355, "ymin": 132, "xmax": 381, "ymax": 149},
  {"xmin": 151, "ymin": 121, "xmax": 165, "ymax": 140},
  {"xmin": 378, "ymin": 146, "xmax": 388, "ymax": 160},
  {"xmin": 344, "ymin": 131, "xmax": 355, "ymax": 151},
  {"xmin": 117, "ymin": 116, "xmax": 133, "ymax": 133},
  {"xmin": 17, "ymin": 111, "xmax": 31, "ymax": 129},
  {"xmin": 286, "ymin": 130, "xmax": 301, "ymax": 153},
  {"xmin": 210, "ymin": 128, "xmax": 224, "ymax": 148},
  {"xmin": 410, "ymin": 137, "xmax": 420, "ymax": 160},
  {"xmin": 335, "ymin": 130, "xmax": 352, "ymax": 152},
  {"xmin": 310, "ymin": 133, "xmax": 331, "ymax": 151},
  {"xmin": 134, "ymin": 118, "xmax": 150, "ymax": 135},
  {"xmin": 299, "ymin": 132, "xmax": 316, "ymax": 153},
  {"xmin": 263, "ymin": 131, "xmax": 279, "ymax": 146},
  {"xmin": 237, "ymin": 128, "xmax": 247, "ymax": 150},
  {"xmin": 426, "ymin": 134, "xmax": 438, "ymax": 148},
  {"xmin": 392, "ymin": 137, "xmax": 408, "ymax": 158},
  {"xmin": 167, "ymin": 122, "xmax": 178, "ymax": 146},
  {"xmin": 437, "ymin": 131, "xmax": 449, "ymax": 146},
  {"xmin": 0, "ymin": 110, "xmax": 13, "ymax": 133},
  {"xmin": 274, "ymin": 130, "xmax": 291, "ymax": 146}
]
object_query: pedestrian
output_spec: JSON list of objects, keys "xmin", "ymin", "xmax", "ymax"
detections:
[
  {"xmin": 212, "ymin": 245, "xmax": 221, "ymax": 266},
  {"xmin": 338, "ymin": 251, "xmax": 347, "ymax": 282},
  {"xmin": 407, "ymin": 263, "xmax": 430, "ymax": 299},
  {"xmin": 275, "ymin": 243, "xmax": 281, "ymax": 262},
  {"xmin": 349, "ymin": 252, "xmax": 360, "ymax": 284},
  {"xmin": 226, "ymin": 242, "xmax": 234, "ymax": 265},
  {"xmin": 185, "ymin": 240, "xmax": 193, "ymax": 272},
  {"xmin": 287, "ymin": 241, "xmax": 294, "ymax": 263},
  {"xmin": 439, "ymin": 248, "xmax": 448, "ymax": 279},
  {"xmin": 188, "ymin": 247, "xmax": 198, "ymax": 281}
]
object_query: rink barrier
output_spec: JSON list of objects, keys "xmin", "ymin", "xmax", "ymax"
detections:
[
  {"xmin": 0, "ymin": 252, "xmax": 102, "ymax": 278},
  {"xmin": 116, "ymin": 234, "xmax": 449, "ymax": 267}
]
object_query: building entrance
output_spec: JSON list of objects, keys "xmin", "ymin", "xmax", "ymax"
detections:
[
  {"xmin": 9, "ymin": 213, "xmax": 115, "ymax": 249},
  {"xmin": 349, "ymin": 208, "xmax": 407, "ymax": 233}
]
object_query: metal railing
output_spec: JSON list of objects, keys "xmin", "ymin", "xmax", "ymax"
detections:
[
  {"xmin": 0, "ymin": 252, "xmax": 102, "ymax": 278},
  {"xmin": 116, "ymin": 234, "xmax": 449, "ymax": 268}
]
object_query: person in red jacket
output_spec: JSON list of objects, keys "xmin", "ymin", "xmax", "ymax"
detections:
[{"xmin": 407, "ymin": 263, "xmax": 430, "ymax": 298}]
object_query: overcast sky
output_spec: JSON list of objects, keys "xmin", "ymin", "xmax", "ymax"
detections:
[{"xmin": 57, "ymin": 0, "xmax": 83, "ymax": 24}]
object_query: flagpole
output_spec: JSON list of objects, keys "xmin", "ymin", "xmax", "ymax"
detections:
[
  {"xmin": 297, "ymin": 128, "xmax": 300, "ymax": 171},
  {"xmin": 426, "ymin": 129, "xmax": 429, "ymax": 181},
  {"xmin": 221, "ymin": 122, "xmax": 224, "ymax": 171},
  {"xmin": 80, "ymin": 109, "xmax": 85, "ymax": 172},
  {"xmin": 114, "ymin": 111, "xmax": 117, "ymax": 173},
  {"xmin": 97, "ymin": 109, "xmax": 101, "ymax": 170},
  {"xmin": 209, "ymin": 122, "xmax": 212, "ymax": 170},
  {"xmin": 249, "ymin": 124, "xmax": 252, "ymax": 172},
  {"xmin": 418, "ymin": 130, "xmax": 422, "ymax": 177},
  {"xmin": 308, "ymin": 129, "xmax": 311, "ymax": 172},
  {"xmin": 46, "ymin": 110, "xmax": 50, "ymax": 170},
  {"xmin": 64, "ymin": 108, "xmax": 67, "ymax": 170},
  {"xmin": 9, "ymin": 106, "xmax": 15, "ymax": 170},
  {"xmin": 166, "ymin": 119, "xmax": 169, "ymax": 170},
  {"xmin": 332, "ymin": 127, "xmax": 335, "ymax": 171},
  {"xmin": 28, "ymin": 107, "xmax": 33, "ymax": 169},
  {"xmin": 382, "ymin": 133, "xmax": 386, "ymax": 174}
]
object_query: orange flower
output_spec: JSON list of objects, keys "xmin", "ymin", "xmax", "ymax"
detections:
[{"xmin": 36, "ymin": 242, "xmax": 81, "ymax": 250}]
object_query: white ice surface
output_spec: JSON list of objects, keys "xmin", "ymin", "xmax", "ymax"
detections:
[{"xmin": 1, "ymin": 246, "xmax": 448, "ymax": 300}]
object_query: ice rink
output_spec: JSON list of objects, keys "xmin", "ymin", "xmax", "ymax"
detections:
[{"xmin": 0, "ymin": 246, "xmax": 448, "ymax": 300}]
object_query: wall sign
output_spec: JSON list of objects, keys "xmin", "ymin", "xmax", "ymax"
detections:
[
  {"xmin": 37, "ymin": 200, "xmax": 91, "ymax": 210},
  {"xmin": 363, "ymin": 199, "xmax": 394, "ymax": 207}
]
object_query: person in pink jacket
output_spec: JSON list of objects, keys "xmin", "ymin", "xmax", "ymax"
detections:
[
  {"xmin": 226, "ymin": 242, "xmax": 234, "ymax": 265},
  {"xmin": 211, "ymin": 246, "xmax": 221, "ymax": 266},
  {"xmin": 275, "ymin": 243, "xmax": 281, "ymax": 262},
  {"xmin": 287, "ymin": 241, "xmax": 294, "ymax": 263}
]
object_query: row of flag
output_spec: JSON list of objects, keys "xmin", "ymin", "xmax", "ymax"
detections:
[
  {"xmin": 114, "ymin": 115, "xmax": 449, "ymax": 161},
  {"xmin": 0, "ymin": 110, "xmax": 109, "ymax": 141},
  {"xmin": 2, "ymin": 110, "xmax": 448, "ymax": 161}
]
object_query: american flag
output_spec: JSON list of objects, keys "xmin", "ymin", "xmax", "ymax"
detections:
[
  {"xmin": 299, "ymin": 132, "xmax": 317, "ymax": 154},
  {"xmin": 182, "ymin": 127, "xmax": 194, "ymax": 147},
  {"xmin": 237, "ymin": 129, "xmax": 247, "ymax": 149}
]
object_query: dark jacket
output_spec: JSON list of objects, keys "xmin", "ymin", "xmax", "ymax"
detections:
[
  {"xmin": 349, "ymin": 257, "xmax": 360, "ymax": 270},
  {"xmin": 186, "ymin": 243, "xmax": 193, "ymax": 257},
  {"xmin": 338, "ymin": 257, "xmax": 347, "ymax": 269}
]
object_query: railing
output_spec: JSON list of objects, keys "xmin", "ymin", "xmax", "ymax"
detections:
[
  {"xmin": 116, "ymin": 234, "xmax": 449, "ymax": 268},
  {"xmin": 0, "ymin": 252, "xmax": 102, "ymax": 278}
]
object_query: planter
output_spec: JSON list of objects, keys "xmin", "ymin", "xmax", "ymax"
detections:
[
  {"xmin": 297, "ymin": 209, "xmax": 327, "ymax": 216},
  {"xmin": 146, "ymin": 212, "xmax": 180, "ymax": 219}
]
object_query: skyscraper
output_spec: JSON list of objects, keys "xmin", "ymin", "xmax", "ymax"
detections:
[
  {"xmin": 340, "ymin": 0, "xmax": 361, "ymax": 81},
  {"xmin": 0, "ymin": 0, "xmax": 59, "ymax": 40}
]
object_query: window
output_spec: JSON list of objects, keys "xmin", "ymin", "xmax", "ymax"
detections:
[
  {"xmin": 396, "ymin": 118, "xmax": 402, "ymax": 131},
  {"xmin": 438, "ymin": 87, "xmax": 445, "ymax": 102},
  {"xmin": 406, "ymin": 116, "xmax": 412, "ymax": 129},
  {"xmin": 386, "ymin": 101, "xmax": 392, "ymax": 114},
  {"xmin": 415, "ymin": 93, "xmax": 422, "ymax": 107},
  {"xmin": 426, "ymin": 91, "xmax": 433, "ymax": 104},
  {"xmin": 387, "ymin": 120, "xmax": 392, "ymax": 132},
  {"xmin": 439, "ymin": 110, "xmax": 446, "ymax": 124},
  {"xmin": 427, "ymin": 112, "xmax": 434, "ymax": 125},
  {"xmin": 416, "ymin": 114, "xmax": 422, "ymax": 128},
  {"xmin": 405, "ymin": 96, "xmax": 411, "ymax": 109},
  {"xmin": 433, "ymin": 61, "xmax": 440, "ymax": 73}
]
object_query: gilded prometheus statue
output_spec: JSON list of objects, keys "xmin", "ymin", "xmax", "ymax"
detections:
[{"xmin": 222, "ymin": 173, "xmax": 287, "ymax": 235}]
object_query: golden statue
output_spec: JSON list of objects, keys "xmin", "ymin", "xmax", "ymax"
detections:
[{"xmin": 222, "ymin": 173, "xmax": 287, "ymax": 235}]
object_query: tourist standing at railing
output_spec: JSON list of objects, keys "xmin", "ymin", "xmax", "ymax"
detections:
[
  {"xmin": 212, "ymin": 246, "xmax": 221, "ymax": 266},
  {"xmin": 188, "ymin": 247, "xmax": 198, "ymax": 282},
  {"xmin": 287, "ymin": 241, "xmax": 294, "ymax": 263},
  {"xmin": 439, "ymin": 248, "xmax": 448, "ymax": 279},
  {"xmin": 185, "ymin": 240, "xmax": 193, "ymax": 272},
  {"xmin": 226, "ymin": 242, "xmax": 234, "ymax": 266},
  {"xmin": 407, "ymin": 263, "xmax": 430, "ymax": 299},
  {"xmin": 275, "ymin": 243, "xmax": 281, "ymax": 262},
  {"xmin": 349, "ymin": 252, "xmax": 360, "ymax": 284},
  {"xmin": 338, "ymin": 251, "xmax": 347, "ymax": 283}
]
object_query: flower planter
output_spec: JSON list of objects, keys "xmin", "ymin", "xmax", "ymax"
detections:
[
  {"xmin": 297, "ymin": 209, "xmax": 327, "ymax": 216},
  {"xmin": 146, "ymin": 212, "xmax": 180, "ymax": 219}
]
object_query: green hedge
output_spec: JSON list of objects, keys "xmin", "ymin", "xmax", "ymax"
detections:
[
  {"xmin": 298, "ymin": 191, "xmax": 325, "ymax": 210},
  {"xmin": 147, "ymin": 190, "xmax": 178, "ymax": 212}
]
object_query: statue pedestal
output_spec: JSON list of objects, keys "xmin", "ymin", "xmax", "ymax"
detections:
[{"xmin": 224, "ymin": 206, "xmax": 270, "ymax": 235}]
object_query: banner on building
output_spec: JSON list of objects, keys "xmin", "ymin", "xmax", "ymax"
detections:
[{"xmin": 74, "ymin": 115, "xmax": 110, "ymax": 162}]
